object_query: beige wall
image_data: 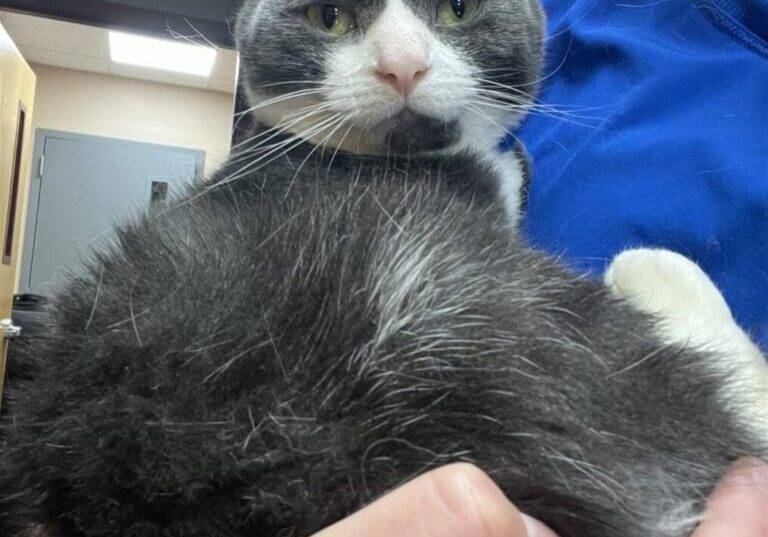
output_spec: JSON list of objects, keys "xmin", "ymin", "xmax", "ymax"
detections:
[{"xmin": 29, "ymin": 63, "xmax": 235, "ymax": 174}]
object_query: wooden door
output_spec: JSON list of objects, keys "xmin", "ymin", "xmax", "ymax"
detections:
[{"xmin": 0, "ymin": 21, "xmax": 36, "ymax": 406}]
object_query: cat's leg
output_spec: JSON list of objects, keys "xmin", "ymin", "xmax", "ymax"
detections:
[{"xmin": 604, "ymin": 248, "xmax": 768, "ymax": 436}]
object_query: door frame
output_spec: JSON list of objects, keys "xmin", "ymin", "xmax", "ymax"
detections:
[
  {"xmin": 20, "ymin": 128, "xmax": 206, "ymax": 294},
  {"xmin": 0, "ymin": 18, "xmax": 37, "ymax": 408}
]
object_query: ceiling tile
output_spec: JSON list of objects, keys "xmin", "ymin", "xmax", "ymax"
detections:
[{"xmin": 0, "ymin": 9, "xmax": 237, "ymax": 94}]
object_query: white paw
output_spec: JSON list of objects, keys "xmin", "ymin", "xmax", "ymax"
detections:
[
  {"xmin": 606, "ymin": 248, "xmax": 768, "ymax": 439},
  {"xmin": 605, "ymin": 248, "xmax": 734, "ymax": 328}
]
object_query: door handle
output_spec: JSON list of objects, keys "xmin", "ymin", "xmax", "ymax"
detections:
[{"xmin": 0, "ymin": 319, "xmax": 22, "ymax": 339}]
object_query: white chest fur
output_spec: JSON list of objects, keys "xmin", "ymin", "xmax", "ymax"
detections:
[
  {"xmin": 458, "ymin": 109, "xmax": 528, "ymax": 228},
  {"xmin": 485, "ymin": 149, "xmax": 526, "ymax": 228}
]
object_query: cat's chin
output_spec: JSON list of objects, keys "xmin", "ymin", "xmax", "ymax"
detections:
[
  {"xmin": 329, "ymin": 109, "xmax": 461, "ymax": 156},
  {"xmin": 256, "ymin": 103, "xmax": 462, "ymax": 156},
  {"xmin": 380, "ymin": 110, "xmax": 460, "ymax": 154}
]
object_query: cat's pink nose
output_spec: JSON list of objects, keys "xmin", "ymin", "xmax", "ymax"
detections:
[{"xmin": 376, "ymin": 59, "xmax": 429, "ymax": 99}]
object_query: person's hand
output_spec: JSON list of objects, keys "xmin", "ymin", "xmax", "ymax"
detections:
[
  {"xmin": 311, "ymin": 464, "xmax": 557, "ymax": 537},
  {"xmin": 693, "ymin": 458, "xmax": 768, "ymax": 537},
  {"xmin": 312, "ymin": 460, "xmax": 768, "ymax": 537}
]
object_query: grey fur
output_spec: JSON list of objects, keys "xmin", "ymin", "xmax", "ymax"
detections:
[
  {"xmin": 1, "ymin": 173, "xmax": 763, "ymax": 537},
  {"xmin": 1, "ymin": 1, "xmax": 765, "ymax": 537}
]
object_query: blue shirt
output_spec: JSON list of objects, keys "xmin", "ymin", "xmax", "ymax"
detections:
[{"xmin": 513, "ymin": 0, "xmax": 768, "ymax": 350}]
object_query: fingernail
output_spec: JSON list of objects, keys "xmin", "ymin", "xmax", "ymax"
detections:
[{"xmin": 521, "ymin": 514, "xmax": 560, "ymax": 537}]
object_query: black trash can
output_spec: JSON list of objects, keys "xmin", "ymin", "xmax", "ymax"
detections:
[
  {"xmin": 11, "ymin": 293, "xmax": 49, "ymax": 337},
  {"xmin": 2, "ymin": 294, "xmax": 50, "ymax": 415}
]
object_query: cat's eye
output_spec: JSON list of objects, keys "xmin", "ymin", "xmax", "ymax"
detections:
[
  {"xmin": 437, "ymin": 0, "xmax": 480, "ymax": 25},
  {"xmin": 307, "ymin": 4, "xmax": 356, "ymax": 36}
]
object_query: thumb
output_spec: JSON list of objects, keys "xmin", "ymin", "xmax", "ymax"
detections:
[
  {"xmin": 313, "ymin": 464, "xmax": 559, "ymax": 537},
  {"xmin": 693, "ymin": 458, "xmax": 768, "ymax": 537}
]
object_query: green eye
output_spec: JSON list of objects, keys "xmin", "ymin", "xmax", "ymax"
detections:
[
  {"xmin": 307, "ymin": 4, "xmax": 356, "ymax": 36},
  {"xmin": 438, "ymin": 0, "xmax": 480, "ymax": 25}
]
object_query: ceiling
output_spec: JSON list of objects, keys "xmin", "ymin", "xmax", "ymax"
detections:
[
  {"xmin": 0, "ymin": 0, "xmax": 241, "ymax": 47},
  {"xmin": 103, "ymin": 0, "xmax": 242, "ymax": 25},
  {"xmin": 0, "ymin": 10, "xmax": 238, "ymax": 93}
]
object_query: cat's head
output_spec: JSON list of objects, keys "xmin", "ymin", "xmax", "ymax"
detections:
[{"xmin": 236, "ymin": 0, "xmax": 545, "ymax": 154}]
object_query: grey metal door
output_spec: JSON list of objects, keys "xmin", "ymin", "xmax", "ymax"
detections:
[{"xmin": 21, "ymin": 130, "xmax": 205, "ymax": 295}]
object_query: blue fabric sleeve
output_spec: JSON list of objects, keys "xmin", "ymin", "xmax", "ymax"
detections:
[{"xmin": 513, "ymin": 0, "xmax": 768, "ymax": 351}]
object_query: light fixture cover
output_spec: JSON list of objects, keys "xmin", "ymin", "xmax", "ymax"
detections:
[{"xmin": 109, "ymin": 31, "xmax": 217, "ymax": 77}]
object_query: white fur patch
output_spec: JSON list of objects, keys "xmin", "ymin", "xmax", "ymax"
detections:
[{"xmin": 488, "ymin": 150, "xmax": 526, "ymax": 227}]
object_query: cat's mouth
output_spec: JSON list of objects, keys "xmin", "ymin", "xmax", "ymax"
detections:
[{"xmin": 376, "ymin": 109, "xmax": 460, "ymax": 153}]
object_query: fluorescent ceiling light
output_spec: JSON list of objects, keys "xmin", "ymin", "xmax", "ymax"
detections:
[{"xmin": 109, "ymin": 31, "xmax": 217, "ymax": 77}]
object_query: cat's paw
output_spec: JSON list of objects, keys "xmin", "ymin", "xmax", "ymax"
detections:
[
  {"xmin": 604, "ymin": 248, "xmax": 734, "ymax": 330},
  {"xmin": 606, "ymin": 248, "xmax": 767, "ymax": 437}
]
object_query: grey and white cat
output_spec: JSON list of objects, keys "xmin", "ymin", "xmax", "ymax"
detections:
[{"xmin": 1, "ymin": 1, "xmax": 766, "ymax": 537}]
